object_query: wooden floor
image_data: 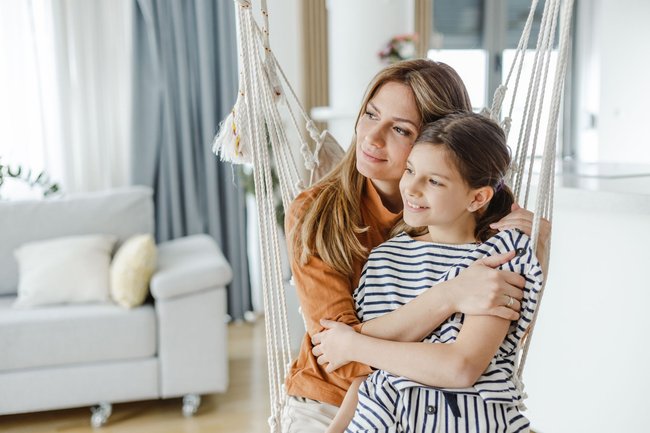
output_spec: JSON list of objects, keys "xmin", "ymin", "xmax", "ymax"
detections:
[{"xmin": 2, "ymin": 320, "xmax": 272, "ymax": 433}]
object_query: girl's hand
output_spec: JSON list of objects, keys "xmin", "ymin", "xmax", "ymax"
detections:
[
  {"xmin": 311, "ymin": 319, "xmax": 358, "ymax": 373},
  {"xmin": 450, "ymin": 250, "xmax": 525, "ymax": 321}
]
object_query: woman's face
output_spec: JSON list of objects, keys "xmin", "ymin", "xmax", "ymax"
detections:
[{"xmin": 355, "ymin": 81, "xmax": 421, "ymax": 182}]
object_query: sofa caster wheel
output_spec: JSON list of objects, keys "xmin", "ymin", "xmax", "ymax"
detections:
[
  {"xmin": 182, "ymin": 394, "xmax": 201, "ymax": 417},
  {"xmin": 90, "ymin": 402, "xmax": 112, "ymax": 427}
]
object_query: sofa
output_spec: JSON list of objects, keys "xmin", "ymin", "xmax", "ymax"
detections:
[{"xmin": 0, "ymin": 186, "xmax": 231, "ymax": 426}]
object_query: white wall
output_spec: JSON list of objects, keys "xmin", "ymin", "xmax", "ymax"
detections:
[
  {"xmin": 266, "ymin": 0, "xmax": 304, "ymax": 103},
  {"xmin": 572, "ymin": 0, "xmax": 600, "ymax": 162},
  {"xmin": 525, "ymin": 14, "xmax": 650, "ymax": 430},
  {"xmin": 524, "ymin": 185, "xmax": 650, "ymax": 432},
  {"xmin": 596, "ymin": 0, "xmax": 650, "ymax": 163},
  {"xmin": 318, "ymin": 0, "xmax": 414, "ymax": 148}
]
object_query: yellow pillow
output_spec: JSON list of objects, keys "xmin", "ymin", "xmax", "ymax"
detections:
[{"xmin": 110, "ymin": 234, "xmax": 157, "ymax": 308}]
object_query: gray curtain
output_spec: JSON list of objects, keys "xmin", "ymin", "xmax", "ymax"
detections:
[{"xmin": 131, "ymin": 0, "xmax": 251, "ymax": 320}]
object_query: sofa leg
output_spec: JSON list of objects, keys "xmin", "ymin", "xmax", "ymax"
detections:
[
  {"xmin": 90, "ymin": 402, "xmax": 112, "ymax": 427},
  {"xmin": 182, "ymin": 394, "xmax": 201, "ymax": 417}
]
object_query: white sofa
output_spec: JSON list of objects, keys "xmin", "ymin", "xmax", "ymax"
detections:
[{"xmin": 0, "ymin": 187, "xmax": 231, "ymax": 425}]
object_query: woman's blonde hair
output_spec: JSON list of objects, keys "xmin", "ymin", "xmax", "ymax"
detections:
[{"xmin": 291, "ymin": 59, "xmax": 472, "ymax": 276}]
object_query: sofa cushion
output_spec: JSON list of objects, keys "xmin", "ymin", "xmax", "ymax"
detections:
[
  {"xmin": 14, "ymin": 234, "xmax": 117, "ymax": 308},
  {"xmin": 110, "ymin": 234, "xmax": 157, "ymax": 309},
  {"xmin": 0, "ymin": 296, "xmax": 156, "ymax": 372},
  {"xmin": 0, "ymin": 186, "xmax": 154, "ymax": 296}
]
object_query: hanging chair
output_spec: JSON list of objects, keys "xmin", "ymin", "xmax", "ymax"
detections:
[{"xmin": 213, "ymin": 0, "xmax": 575, "ymax": 430}]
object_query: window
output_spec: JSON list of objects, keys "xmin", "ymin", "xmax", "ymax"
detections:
[
  {"xmin": 0, "ymin": 1, "xmax": 59, "ymax": 198},
  {"xmin": 427, "ymin": 0, "xmax": 561, "ymax": 156}
]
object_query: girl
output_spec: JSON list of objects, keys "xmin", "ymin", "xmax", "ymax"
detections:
[
  {"xmin": 283, "ymin": 59, "xmax": 549, "ymax": 433},
  {"xmin": 314, "ymin": 112, "xmax": 543, "ymax": 432}
]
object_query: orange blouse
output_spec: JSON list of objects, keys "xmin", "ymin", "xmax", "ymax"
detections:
[{"xmin": 284, "ymin": 178, "xmax": 402, "ymax": 406}]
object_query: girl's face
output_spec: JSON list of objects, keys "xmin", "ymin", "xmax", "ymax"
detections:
[
  {"xmin": 399, "ymin": 144, "xmax": 479, "ymax": 236},
  {"xmin": 355, "ymin": 82, "xmax": 421, "ymax": 182}
]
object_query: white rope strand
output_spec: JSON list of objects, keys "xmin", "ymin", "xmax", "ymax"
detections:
[
  {"xmin": 239, "ymin": 7, "xmax": 286, "ymax": 431},
  {"xmin": 518, "ymin": 0, "xmax": 574, "ymax": 380},
  {"xmin": 511, "ymin": 0, "xmax": 554, "ymax": 202},
  {"xmin": 252, "ymin": 19, "xmax": 335, "ymax": 188},
  {"xmin": 255, "ymin": 56, "xmax": 298, "ymax": 367},
  {"xmin": 522, "ymin": 0, "xmax": 562, "ymax": 207},
  {"xmin": 502, "ymin": 0, "xmax": 540, "ymax": 143}
]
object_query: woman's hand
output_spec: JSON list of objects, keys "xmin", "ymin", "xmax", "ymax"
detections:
[
  {"xmin": 490, "ymin": 202, "xmax": 551, "ymax": 273},
  {"xmin": 448, "ymin": 250, "xmax": 525, "ymax": 321},
  {"xmin": 490, "ymin": 203, "xmax": 551, "ymax": 246},
  {"xmin": 311, "ymin": 319, "xmax": 358, "ymax": 373}
]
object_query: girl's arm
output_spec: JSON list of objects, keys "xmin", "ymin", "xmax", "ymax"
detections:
[
  {"xmin": 315, "ymin": 315, "xmax": 509, "ymax": 389},
  {"xmin": 358, "ymin": 250, "xmax": 524, "ymax": 342},
  {"xmin": 361, "ymin": 205, "xmax": 547, "ymax": 344},
  {"xmin": 289, "ymin": 194, "xmax": 526, "ymax": 354},
  {"xmin": 313, "ymin": 233, "xmax": 543, "ymax": 387},
  {"xmin": 293, "ymin": 235, "xmax": 522, "ymax": 351},
  {"xmin": 325, "ymin": 376, "xmax": 366, "ymax": 433}
]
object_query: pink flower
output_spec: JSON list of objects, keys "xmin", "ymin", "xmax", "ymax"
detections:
[{"xmin": 378, "ymin": 33, "xmax": 418, "ymax": 64}]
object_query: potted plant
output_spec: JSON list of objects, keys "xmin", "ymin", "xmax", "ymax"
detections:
[{"xmin": 0, "ymin": 157, "xmax": 61, "ymax": 199}]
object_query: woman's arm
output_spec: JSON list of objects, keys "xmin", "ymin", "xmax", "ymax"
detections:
[
  {"xmin": 490, "ymin": 203, "xmax": 551, "ymax": 274},
  {"xmin": 355, "ymin": 205, "xmax": 545, "ymax": 343},
  {"xmin": 287, "ymin": 193, "xmax": 516, "ymax": 355},
  {"xmin": 313, "ymin": 232, "xmax": 543, "ymax": 387},
  {"xmin": 285, "ymin": 190, "xmax": 361, "ymax": 336},
  {"xmin": 290, "ymin": 195, "xmax": 532, "ymax": 375},
  {"xmin": 315, "ymin": 315, "xmax": 509, "ymax": 389},
  {"xmin": 298, "ymin": 246, "xmax": 524, "ymax": 349},
  {"xmin": 286, "ymin": 194, "xmax": 373, "ymax": 380},
  {"xmin": 290, "ymin": 252, "xmax": 374, "ymax": 380},
  {"xmin": 358, "ymin": 250, "xmax": 524, "ymax": 342}
]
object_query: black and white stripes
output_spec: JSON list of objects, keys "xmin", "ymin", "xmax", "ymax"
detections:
[{"xmin": 347, "ymin": 229, "xmax": 543, "ymax": 432}]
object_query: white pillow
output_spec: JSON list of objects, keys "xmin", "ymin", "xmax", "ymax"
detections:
[
  {"xmin": 110, "ymin": 234, "xmax": 157, "ymax": 309},
  {"xmin": 13, "ymin": 234, "xmax": 117, "ymax": 308}
]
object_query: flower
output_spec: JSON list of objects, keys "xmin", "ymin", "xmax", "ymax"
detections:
[{"xmin": 378, "ymin": 33, "xmax": 419, "ymax": 64}]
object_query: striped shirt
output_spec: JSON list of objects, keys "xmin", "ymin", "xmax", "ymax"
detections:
[{"xmin": 346, "ymin": 229, "xmax": 543, "ymax": 433}]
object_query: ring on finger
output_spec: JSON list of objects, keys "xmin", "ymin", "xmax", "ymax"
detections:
[{"xmin": 506, "ymin": 295, "xmax": 515, "ymax": 308}]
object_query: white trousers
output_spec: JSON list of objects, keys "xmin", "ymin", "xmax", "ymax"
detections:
[{"xmin": 281, "ymin": 396, "xmax": 339, "ymax": 433}]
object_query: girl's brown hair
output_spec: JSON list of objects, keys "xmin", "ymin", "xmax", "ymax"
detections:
[
  {"xmin": 393, "ymin": 112, "xmax": 514, "ymax": 242},
  {"xmin": 290, "ymin": 59, "xmax": 472, "ymax": 276}
]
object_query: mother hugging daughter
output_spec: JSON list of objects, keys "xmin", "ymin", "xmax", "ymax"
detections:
[{"xmin": 282, "ymin": 59, "xmax": 548, "ymax": 433}]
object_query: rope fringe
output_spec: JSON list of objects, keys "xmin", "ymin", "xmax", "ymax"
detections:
[{"xmin": 212, "ymin": 94, "xmax": 251, "ymax": 164}]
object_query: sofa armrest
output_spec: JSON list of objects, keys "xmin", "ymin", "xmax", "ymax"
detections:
[{"xmin": 150, "ymin": 234, "xmax": 232, "ymax": 300}]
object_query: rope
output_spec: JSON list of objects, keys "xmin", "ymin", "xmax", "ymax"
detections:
[
  {"xmin": 238, "ymin": 6, "xmax": 288, "ymax": 431},
  {"xmin": 499, "ymin": 0, "xmax": 539, "ymax": 147},
  {"xmin": 518, "ymin": 0, "xmax": 574, "ymax": 379},
  {"xmin": 522, "ymin": 0, "xmax": 562, "ymax": 208},
  {"xmin": 511, "ymin": 0, "xmax": 554, "ymax": 202},
  {"xmin": 224, "ymin": 3, "xmax": 342, "ymax": 431},
  {"xmin": 255, "ymin": 61, "xmax": 301, "ymax": 367},
  {"xmin": 250, "ymin": 18, "xmax": 338, "ymax": 187},
  {"xmin": 220, "ymin": 1, "xmax": 576, "ymax": 429}
]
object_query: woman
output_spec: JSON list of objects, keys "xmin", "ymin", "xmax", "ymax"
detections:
[
  {"xmin": 320, "ymin": 112, "xmax": 542, "ymax": 432},
  {"xmin": 282, "ymin": 59, "xmax": 549, "ymax": 433}
]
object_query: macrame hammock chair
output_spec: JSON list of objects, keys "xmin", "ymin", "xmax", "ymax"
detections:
[{"xmin": 213, "ymin": 0, "xmax": 574, "ymax": 430}]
